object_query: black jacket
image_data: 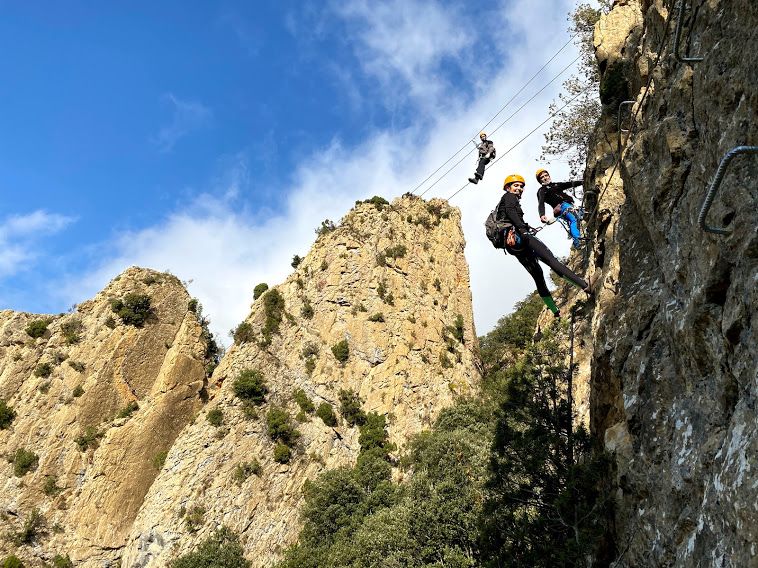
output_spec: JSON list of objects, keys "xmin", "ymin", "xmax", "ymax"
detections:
[
  {"xmin": 496, "ymin": 191, "xmax": 532, "ymax": 235},
  {"xmin": 536, "ymin": 181, "xmax": 581, "ymax": 216}
]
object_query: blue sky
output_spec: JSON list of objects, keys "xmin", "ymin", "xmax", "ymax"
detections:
[{"xmin": 0, "ymin": 0, "xmax": 585, "ymax": 341}]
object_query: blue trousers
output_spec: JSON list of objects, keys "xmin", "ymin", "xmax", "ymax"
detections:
[{"xmin": 558, "ymin": 202, "xmax": 581, "ymax": 241}]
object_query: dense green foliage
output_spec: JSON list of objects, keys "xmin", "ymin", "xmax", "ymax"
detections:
[
  {"xmin": 2, "ymin": 555, "xmax": 24, "ymax": 568},
  {"xmin": 232, "ymin": 321, "xmax": 255, "ymax": 344},
  {"xmin": 170, "ymin": 527, "xmax": 250, "ymax": 568},
  {"xmin": 253, "ymin": 283, "xmax": 269, "ymax": 300},
  {"xmin": 111, "ymin": 293, "xmax": 152, "ymax": 327},
  {"xmin": 51, "ymin": 555, "xmax": 73, "ymax": 568},
  {"xmin": 338, "ymin": 389, "xmax": 366, "ymax": 426},
  {"xmin": 34, "ymin": 362, "xmax": 52, "ymax": 378},
  {"xmin": 13, "ymin": 448, "xmax": 39, "ymax": 477},
  {"xmin": 316, "ymin": 402, "xmax": 337, "ymax": 427},
  {"xmin": 266, "ymin": 407, "xmax": 300, "ymax": 446},
  {"xmin": 262, "ymin": 289, "xmax": 286, "ymax": 338},
  {"xmin": 293, "ymin": 388, "xmax": 315, "ymax": 413},
  {"xmin": 207, "ymin": 408, "xmax": 223, "ymax": 427},
  {"xmin": 331, "ymin": 340, "xmax": 349, "ymax": 364},
  {"xmin": 233, "ymin": 370, "xmax": 268, "ymax": 405},
  {"xmin": 0, "ymin": 400, "xmax": 16, "ymax": 429},
  {"xmin": 25, "ymin": 319, "xmax": 49, "ymax": 338},
  {"xmin": 278, "ymin": 294, "xmax": 613, "ymax": 567}
]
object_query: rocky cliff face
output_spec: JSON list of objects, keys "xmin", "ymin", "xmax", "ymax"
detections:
[
  {"xmin": 0, "ymin": 267, "xmax": 209, "ymax": 566},
  {"xmin": 583, "ymin": 0, "xmax": 757, "ymax": 565},
  {"xmin": 94, "ymin": 196, "xmax": 474, "ymax": 567}
]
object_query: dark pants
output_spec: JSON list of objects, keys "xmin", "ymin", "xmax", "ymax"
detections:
[
  {"xmin": 506, "ymin": 234, "xmax": 588, "ymax": 296},
  {"xmin": 475, "ymin": 157, "xmax": 491, "ymax": 179}
]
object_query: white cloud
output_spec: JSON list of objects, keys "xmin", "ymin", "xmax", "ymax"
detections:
[
  {"xmin": 151, "ymin": 94, "xmax": 213, "ymax": 153},
  {"xmin": 0, "ymin": 211, "xmax": 75, "ymax": 278},
  {"xmin": 65, "ymin": 0, "xmax": 587, "ymax": 343}
]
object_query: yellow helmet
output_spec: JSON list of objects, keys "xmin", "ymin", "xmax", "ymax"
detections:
[
  {"xmin": 503, "ymin": 174, "xmax": 525, "ymax": 188},
  {"xmin": 535, "ymin": 168, "xmax": 549, "ymax": 181},
  {"xmin": 479, "ymin": 132, "xmax": 487, "ymax": 139}
]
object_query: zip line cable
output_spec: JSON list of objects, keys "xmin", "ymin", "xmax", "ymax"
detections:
[
  {"xmin": 409, "ymin": 32, "xmax": 580, "ymax": 196},
  {"xmin": 446, "ymin": 90, "xmax": 583, "ymax": 201},
  {"xmin": 419, "ymin": 53, "xmax": 582, "ymax": 198}
]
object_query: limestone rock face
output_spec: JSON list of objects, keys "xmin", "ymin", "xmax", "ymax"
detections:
[
  {"xmin": 0, "ymin": 267, "xmax": 209, "ymax": 567},
  {"xmin": 583, "ymin": 1, "xmax": 757, "ymax": 565},
  {"xmin": 121, "ymin": 196, "xmax": 481, "ymax": 567}
]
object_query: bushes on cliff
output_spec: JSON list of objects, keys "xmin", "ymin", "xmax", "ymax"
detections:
[
  {"xmin": 170, "ymin": 526, "xmax": 250, "ymax": 568},
  {"xmin": 331, "ymin": 340, "xmax": 349, "ymax": 364},
  {"xmin": 12, "ymin": 448, "xmax": 39, "ymax": 477},
  {"xmin": 338, "ymin": 389, "xmax": 366, "ymax": 426},
  {"xmin": 110, "ymin": 293, "xmax": 152, "ymax": 327},
  {"xmin": 25, "ymin": 319, "xmax": 50, "ymax": 339},
  {"xmin": 233, "ymin": 370, "xmax": 268, "ymax": 405},
  {"xmin": 253, "ymin": 283, "xmax": 268, "ymax": 300},
  {"xmin": 0, "ymin": 400, "xmax": 16, "ymax": 429},
  {"xmin": 316, "ymin": 402, "xmax": 337, "ymax": 427}
]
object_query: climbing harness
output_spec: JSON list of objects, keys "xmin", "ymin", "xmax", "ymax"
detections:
[{"xmin": 698, "ymin": 145, "xmax": 758, "ymax": 235}]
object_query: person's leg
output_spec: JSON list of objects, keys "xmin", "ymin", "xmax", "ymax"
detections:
[
  {"xmin": 560, "ymin": 202, "xmax": 581, "ymax": 246},
  {"xmin": 475, "ymin": 157, "xmax": 489, "ymax": 179},
  {"xmin": 524, "ymin": 235, "xmax": 589, "ymax": 290},
  {"xmin": 513, "ymin": 252, "xmax": 560, "ymax": 316}
]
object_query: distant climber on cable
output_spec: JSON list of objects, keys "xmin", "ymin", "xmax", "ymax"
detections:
[
  {"xmin": 497, "ymin": 174, "xmax": 592, "ymax": 318},
  {"xmin": 468, "ymin": 132, "xmax": 496, "ymax": 184},
  {"xmin": 535, "ymin": 168, "xmax": 583, "ymax": 248}
]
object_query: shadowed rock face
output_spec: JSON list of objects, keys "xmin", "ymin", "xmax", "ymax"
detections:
[
  {"xmin": 0, "ymin": 267, "xmax": 209, "ymax": 567},
  {"xmin": 583, "ymin": 0, "xmax": 757, "ymax": 565},
  {"xmin": 117, "ymin": 196, "xmax": 480, "ymax": 567}
]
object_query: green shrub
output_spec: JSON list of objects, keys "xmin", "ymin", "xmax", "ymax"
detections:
[
  {"xmin": 383, "ymin": 245, "xmax": 407, "ymax": 260},
  {"xmin": 316, "ymin": 403, "xmax": 337, "ymax": 427},
  {"xmin": 291, "ymin": 255, "xmax": 303, "ymax": 268},
  {"xmin": 273, "ymin": 443, "xmax": 292, "ymax": 464},
  {"xmin": 368, "ymin": 313, "xmax": 384, "ymax": 323},
  {"xmin": 61, "ymin": 319, "xmax": 83, "ymax": 345},
  {"xmin": 233, "ymin": 370, "xmax": 268, "ymax": 405},
  {"xmin": 153, "ymin": 450, "xmax": 168, "ymax": 471},
  {"xmin": 117, "ymin": 401, "xmax": 139, "ymax": 419},
  {"xmin": 12, "ymin": 509, "xmax": 44, "ymax": 545},
  {"xmin": 105, "ymin": 316, "xmax": 116, "ymax": 329},
  {"xmin": 2, "ymin": 555, "xmax": 24, "ymax": 568},
  {"xmin": 338, "ymin": 390, "xmax": 366, "ymax": 426},
  {"xmin": 75, "ymin": 427, "xmax": 102, "ymax": 451},
  {"xmin": 233, "ymin": 460, "xmax": 262, "ymax": 485},
  {"xmin": 358, "ymin": 413, "xmax": 393, "ymax": 455},
  {"xmin": 170, "ymin": 526, "xmax": 250, "ymax": 568},
  {"xmin": 72, "ymin": 385, "xmax": 84, "ymax": 398},
  {"xmin": 450, "ymin": 314, "xmax": 465, "ymax": 343},
  {"xmin": 111, "ymin": 293, "xmax": 152, "ymax": 327},
  {"xmin": 300, "ymin": 299, "xmax": 314, "ymax": 319},
  {"xmin": 68, "ymin": 360, "xmax": 85, "ymax": 373},
  {"xmin": 184, "ymin": 505, "xmax": 206, "ymax": 533},
  {"xmin": 232, "ymin": 321, "xmax": 255, "ymax": 344},
  {"xmin": 439, "ymin": 352, "xmax": 453, "ymax": 369},
  {"xmin": 361, "ymin": 196, "xmax": 389, "ymax": 209},
  {"xmin": 253, "ymin": 283, "xmax": 269, "ymax": 300},
  {"xmin": 43, "ymin": 475, "xmax": 62, "ymax": 496},
  {"xmin": 207, "ymin": 408, "xmax": 223, "ymax": 427},
  {"xmin": 51, "ymin": 554, "xmax": 73, "ymax": 568},
  {"xmin": 315, "ymin": 219, "xmax": 336, "ymax": 236},
  {"xmin": 266, "ymin": 407, "xmax": 300, "ymax": 446},
  {"xmin": 13, "ymin": 448, "xmax": 39, "ymax": 477},
  {"xmin": 331, "ymin": 340, "xmax": 349, "ymax": 364},
  {"xmin": 262, "ymin": 289, "xmax": 285, "ymax": 337},
  {"xmin": 34, "ymin": 362, "xmax": 52, "ymax": 378},
  {"xmin": 25, "ymin": 319, "xmax": 49, "ymax": 339},
  {"xmin": 0, "ymin": 400, "xmax": 16, "ymax": 429},
  {"xmin": 293, "ymin": 389, "xmax": 315, "ymax": 413}
]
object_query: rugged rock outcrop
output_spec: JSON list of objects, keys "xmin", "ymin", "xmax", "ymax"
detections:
[
  {"xmin": 583, "ymin": 0, "xmax": 757, "ymax": 565},
  {"xmin": 0, "ymin": 267, "xmax": 209, "ymax": 566},
  {"xmin": 118, "ymin": 196, "xmax": 480, "ymax": 567}
]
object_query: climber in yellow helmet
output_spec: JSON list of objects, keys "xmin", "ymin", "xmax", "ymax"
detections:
[
  {"xmin": 468, "ymin": 132, "xmax": 496, "ymax": 184},
  {"xmin": 496, "ymin": 174, "xmax": 592, "ymax": 317}
]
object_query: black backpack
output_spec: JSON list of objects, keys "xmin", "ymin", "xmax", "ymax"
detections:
[{"xmin": 484, "ymin": 209, "xmax": 513, "ymax": 249}]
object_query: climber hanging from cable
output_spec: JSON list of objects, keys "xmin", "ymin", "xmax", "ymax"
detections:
[
  {"xmin": 468, "ymin": 132, "xmax": 496, "ymax": 185},
  {"xmin": 495, "ymin": 174, "xmax": 591, "ymax": 317},
  {"xmin": 535, "ymin": 168, "xmax": 584, "ymax": 248}
]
